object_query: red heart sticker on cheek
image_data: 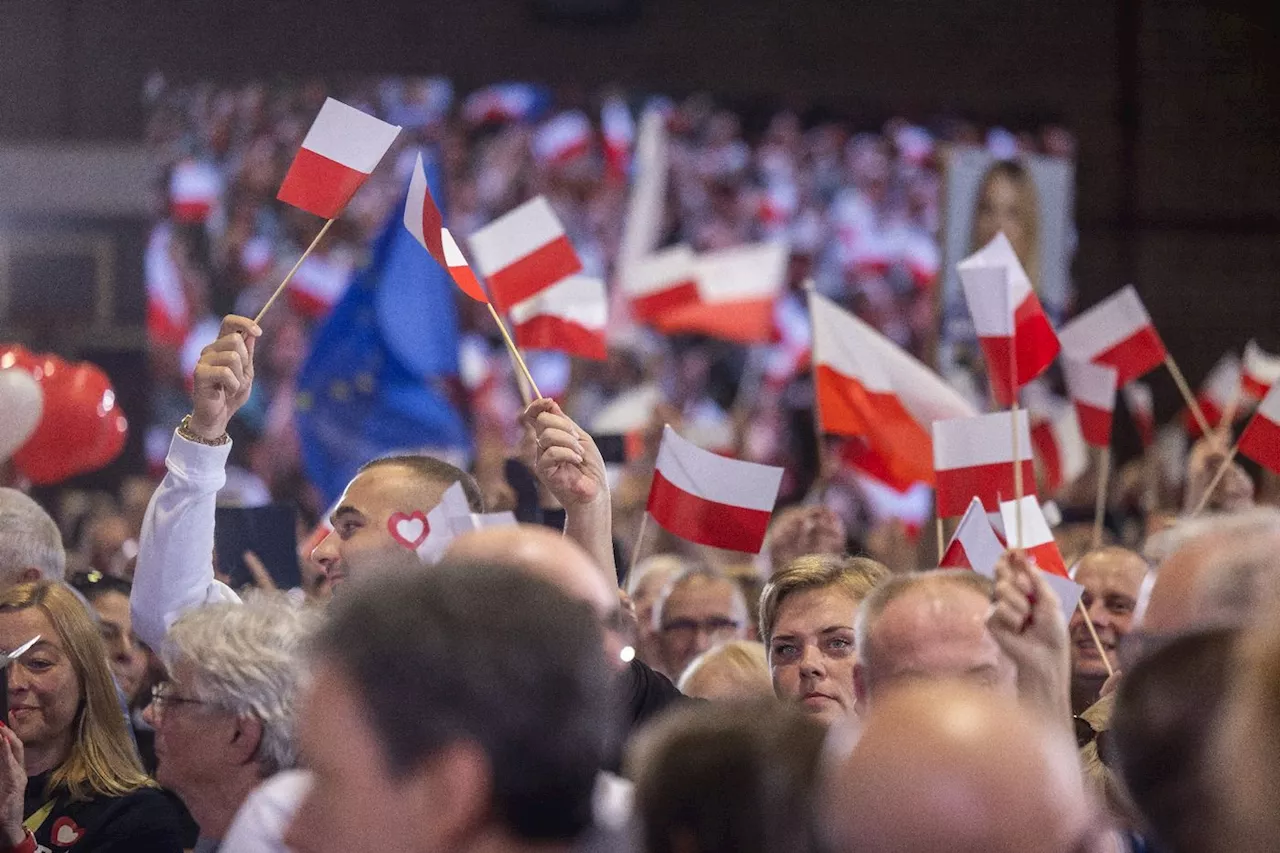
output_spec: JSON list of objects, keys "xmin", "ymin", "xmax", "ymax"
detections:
[{"xmin": 387, "ymin": 512, "xmax": 430, "ymax": 550}]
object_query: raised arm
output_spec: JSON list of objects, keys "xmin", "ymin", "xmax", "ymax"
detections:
[
  {"xmin": 521, "ymin": 398, "xmax": 617, "ymax": 587},
  {"xmin": 131, "ymin": 315, "xmax": 260, "ymax": 649}
]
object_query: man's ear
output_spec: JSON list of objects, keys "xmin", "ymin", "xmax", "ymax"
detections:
[
  {"xmin": 19, "ymin": 568, "xmax": 41, "ymax": 584},
  {"xmin": 229, "ymin": 715, "xmax": 265, "ymax": 768},
  {"xmin": 401, "ymin": 741, "xmax": 492, "ymax": 850}
]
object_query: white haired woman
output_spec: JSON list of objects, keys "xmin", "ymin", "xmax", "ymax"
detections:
[{"xmin": 143, "ymin": 593, "xmax": 317, "ymax": 848}]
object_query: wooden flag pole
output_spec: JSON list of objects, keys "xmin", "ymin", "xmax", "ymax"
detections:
[
  {"xmin": 1076, "ymin": 599, "xmax": 1115, "ymax": 678},
  {"xmin": 1190, "ymin": 443, "xmax": 1240, "ymax": 517},
  {"xmin": 1165, "ymin": 353, "xmax": 1212, "ymax": 437},
  {"xmin": 803, "ymin": 281, "xmax": 830, "ymax": 501},
  {"xmin": 629, "ymin": 511, "xmax": 652, "ymax": 578},
  {"xmin": 255, "ymin": 218, "xmax": 336, "ymax": 324},
  {"xmin": 1007, "ymin": 327, "xmax": 1024, "ymax": 548},
  {"xmin": 935, "ymin": 516, "xmax": 946, "ymax": 564},
  {"xmin": 1092, "ymin": 445, "xmax": 1111, "ymax": 549},
  {"xmin": 485, "ymin": 302, "xmax": 542, "ymax": 400}
]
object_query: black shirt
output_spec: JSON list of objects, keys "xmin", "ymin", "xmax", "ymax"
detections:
[{"xmin": 23, "ymin": 772, "xmax": 184, "ymax": 853}]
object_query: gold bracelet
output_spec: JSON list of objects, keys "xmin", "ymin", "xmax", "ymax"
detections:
[{"xmin": 177, "ymin": 414, "xmax": 231, "ymax": 447}]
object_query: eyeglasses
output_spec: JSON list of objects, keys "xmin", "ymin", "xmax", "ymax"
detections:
[
  {"xmin": 149, "ymin": 683, "xmax": 209, "ymax": 717},
  {"xmin": 660, "ymin": 617, "xmax": 742, "ymax": 639}
]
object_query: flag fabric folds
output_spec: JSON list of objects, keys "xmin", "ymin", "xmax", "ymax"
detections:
[
  {"xmin": 296, "ymin": 191, "xmax": 470, "ymax": 507},
  {"xmin": 1063, "ymin": 357, "xmax": 1119, "ymax": 448},
  {"xmin": 621, "ymin": 245, "xmax": 700, "ymax": 323},
  {"xmin": 1122, "ymin": 381, "xmax": 1156, "ymax": 448},
  {"xmin": 509, "ymin": 275, "xmax": 608, "ymax": 361},
  {"xmin": 646, "ymin": 426, "xmax": 783, "ymax": 553},
  {"xmin": 1242, "ymin": 340, "xmax": 1280, "ymax": 400},
  {"xmin": 957, "ymin": 233, "xmax": 1060, "ymax": 405},
  {"xmin": 654, "ymin": 243, "xmax": 788, "ymax": 344},
  {"xmin": 932, "ymin": 410, "xmax": 1035, "ymax": 518},
  {"xmin": 278, "ymin": 98, "xmax": 402, "ymax": 219},
  {"xmin": 811, "ymin": 292, "xmax": 976, "ymax": 489},
  {"xmin": 939, "ymin": 497, "xmax": 1006, "ymax": 572},
  {"xmin": 999, "ymin": 496, "xmax": 1084, "ymax": 622},
  {"xmin": 1239, "ymin": 384, "xmax": 1280, "ymax": 475},
  {"xmin": 1058, "ymin": 285, "xmax": 1166, "ymax": 384},
  {"xmin": 468, "ymin": 196, "xmax": 583, "ymax": 311},
  {"xmin": 404, "ymin": 153, "xmax": 488, "ymax": 303},
  {"xmin": 1186, "ymin": 352, "xmax": 1241, "ymax": 436},
  {"xmin": 1028, "ymin": 399, "xmax": 1089, "ymax": 494}
]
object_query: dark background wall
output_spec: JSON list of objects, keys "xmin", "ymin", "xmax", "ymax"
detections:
[{"xmin": 1, "ymin": 0, "xmax": 1278, "ymax": 419}]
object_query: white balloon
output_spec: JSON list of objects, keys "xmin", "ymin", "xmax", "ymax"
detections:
[{"xmin": 0, "ymin": 369, "xmax": 43, "ymax": 460}]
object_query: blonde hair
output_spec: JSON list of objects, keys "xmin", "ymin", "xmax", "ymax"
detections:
[
  {"xmin": 758, "ymin": 555, "xmax": 890, "ymax": 646},
  {"xmin": 0, "ymin": 582, "xmax": 152, "ymax": 801},
  {"xmin": 972, "ymin": 159, "xmax": 1041, "ymax": 292},
  {"xmin": 677, "ymin": 640, "xmax": 772, "ymax": 700}
]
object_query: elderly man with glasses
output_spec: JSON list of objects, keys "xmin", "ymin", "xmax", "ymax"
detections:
[{"xmin": 653, "ymin": 568, "xmax": 752, "ymax": 681}]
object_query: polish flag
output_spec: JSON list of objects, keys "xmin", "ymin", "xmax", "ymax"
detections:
[
  {"xmin": 1242, "ymin": 340, "xmax": 1280, "ymax": 400},
  {"xmin": 940, "ymin": 497, "xmax": 1006, "ymax": 572},
  {"xmin": 646, "ymin": 426, "xmax": 784, "ymax": 553},
  {"xmin": 509, "ymin": 275, "xmax": 608, "ymax": 361},
  {"xmin": 958, "ymin": 233, "xmax": 1060, "ymax": 405},
  {"xmin": 169, "ymin": 159, "xmax": 222, "ymax": 224},
  {"xmin": 468, "ymin": 196, "xmax": 583, "ymax": 312},
  {"xmin": 1000, "ymin": 495, "xmax": 1085, "ymax": 622},
  {"xmin": 1122, "ymin": 381, "xmax": 1156, "ymax": 448},
  {"xmin": 145, "ymin": 225, "xmax": 189, "ymax": 348},
  {"xmin": 287, "ymin": 252, "xmax": 352, "ymax": 320},
  {"xmin": 601, "ymin": 96, "xmax": 634, "ymax": 180},
  {"xmin": 1239, "ymin": 384, "xmax": 1280, "ymax": 475},
  {"xmin": 462, "ymin": 83, "xmax": 546, "ymax": 125},
  {"xmin": 1185, "ymin": 353, "xmax": 1241, "ymax": 437},
  {"xmin": 533, "ymin": 111, "xmax": 593, "ymax": 165},
  {"xmin": 654, "ymin": 242, "xmax": 788, "ymax": 344},
  {"xmin": 812, "ymin": 292, "xmax": 976, "ymax": 489},
  {"xmin": 1058, "ymin": 285, "xmax": 1167, "ymax": 385},
  {"xmin": 277, "ymin": 98, "xmax": 402, "ymax": 219},
  {"xmin": 1028, "ymin": 400, "xmax": 1089, "ymax": 494},
  {"xmin": 404, "ymin": 153, "xmax": 488, "ymax": 303},
  {"xmin": 932, "ymin": 410, "xmax": 1035, "ymax": 518},
  {"xmin": 1063, "ymin": 357, "xmax": 1119, "ymax": 448},
  {"xmin": 621, "ymin": 245, "xmax": 699, "ymax": 323}
]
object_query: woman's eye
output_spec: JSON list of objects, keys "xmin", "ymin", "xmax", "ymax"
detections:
[
  {"xmin": 24, "ymin": 659, "xmax": 53, "ymax": 672},
  {"xmin": 825, "ymin": 637, "xmax": 853, "ymax": 653},
  {"xmin": 771, "ymin": 644, "xmax": 798, "ymax": 661}
]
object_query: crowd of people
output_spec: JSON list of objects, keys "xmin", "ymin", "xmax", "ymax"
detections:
[{"xmin": 0, "ymin": 303, "xmax": 1276, "ymax": 852}]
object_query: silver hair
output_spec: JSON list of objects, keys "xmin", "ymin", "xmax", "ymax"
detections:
[
  {"xmin": 162, "ymin": 593, "xmax": 320, "ymax": 776},
  {"xmin": 0, "ymin": 488, "xmax": 65, "ymax": 584}
]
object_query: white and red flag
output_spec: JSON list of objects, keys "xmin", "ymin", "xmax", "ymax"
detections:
[
  {"xmin": 404, "ymin": 153, "xmax": 488, "ymax": 303},
  {"xmin": 999, "ymin": 495, "xmax": 1085, "ymax": 622},
  {"xmin": 468, "ymin": 196, "xmax": 583, "ymax": 312},
  {"xmin": 621, "ymin": 244, "xmax": 699, "ymax": 323},
  {"xmin": 1185, "ymin": 352, "xmax": 1241, "ymax": 437},
  {"xmin": 1028, "ymin": 398, "xmax": 1089, "ymax": 494},
  {"xmin": 509, "ymin": 275, "xmax": 607, "ymax": 361},
  {"xmin": 277, "ymin": 98, "xmax": 401, "ymax": 219},
  {"xmin": 1058, "ymin": 285, "xmax": 1167, "ymax": 385},
  {"xmin": 1122, "ymin": 381, "xmax": 1156, "ymax": 448},
  {"xmin": 601, "ymin": 96, "xmax": 634, "ymax": 180},
  {"xmin": 957, "ymin": 233, "xmax": 1060, "ymax": 405},
  {"xmin": 1242, "ymin": 340, "xmax": 1280, "ymax": 400},
  {"xmin": 932, "ymin": 410, "xmax": 1035, "ymax": 518},
  {"xmin": 533, "ymin": 111, "xmax": 593, "ymax": 166},
  {"xmin": 655, "ymin": 242, "xmax": 788, "ymax": 344},
  {"xmin": 939, "ymin": 497, "xmax": 1006, "ymax": 572},
  {"xmin": 1063, "ymin": 357, "xmax": 1119, "ymax": 448},
  {"xmin": 1239, "ymin": 384, "xmax": 1280, "ymax": 475},
  {"xmin": 169, "ymin": 159, "xmax": 222, "ymax": 224},
  {"xmin": 811, "ymin": 292, "xmax": 975, "ymax": 489},
  {"xmin": 646, "ymin": 426, "xmax": 784, "ymax": 553}
]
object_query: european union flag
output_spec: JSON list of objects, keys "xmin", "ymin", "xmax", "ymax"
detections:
[{"xmin": 296, "ymin": 151, "xmax": 470, "ymax": 506}]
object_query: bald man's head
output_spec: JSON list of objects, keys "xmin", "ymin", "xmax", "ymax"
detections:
[
  {"xmin": 820, "ymin": 682, "xmax": 1097, "ymax": 853},
  {"xmin": 446, "ymin": 525, "xmax": 628, "ymax": 670}
]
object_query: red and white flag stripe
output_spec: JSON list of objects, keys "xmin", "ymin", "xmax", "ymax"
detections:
[
  {"xmin": 654, "ymin": 242, "xmax": 788, "ymax": 344},
  {"xmin": 621, "ymin": 244, "xmax": 699, "ymax": 323},
  {"xmin": 277, "ymin": 98, "xmax": 401, "ymax": 219},
  {"xmin": 1058, "ymin": 285, "xmax": 1166, "ymax": 385},
  {"xmin": 1186, "ymin": 353, "xmax": 1241, "ymax": 436},
  {"xmin": 509, "ymin": 275, "xmax": 608, "ymax": 361},
  {"xmin": 1063, "ymin": 357, "xmax": 1118, "ymax": 448},
  {"xmin": 169, "ymin": 159, "xmax": 222, "ymax": 224},
  {"xmin": 958, "ymin": 233, "xmax": 1060, "ymax": 405},
  {"xmin": 1122, "ymin": 381, "xmax": 1156, "ymax": 448},
  {"xmin": 468, "ymin": 196, "xmax": 583, "ymax": 311},
  {"xmin": 1242, "ymin": 340, "xmax": 1280, "ymax": 400},
  {"xmin": 601, "ymin": 96, "xmax": 634, "ymax": 180},
  {"xmin": 1239, "ymin": 384, "xmax": 1280, "ymax": 475},
  {"xmin": 1029, "ymin": 401, "xmax": 1089, "ymax": 494},
  {"xmin": 812, "ymin": 292, "xmax": 975, "ymax": 490},
  {"xmin": 646, "ymin": 426, "xmax": 783, "ymax": 553},
  {"xmin": 999, "ymin": 496, "xmax": 1084, "ymax": 622},
  {"xmin": 932, "ymin": 410, "xmax": 1035, "ymax": 518},
  {"xmin": 533, "ymin": 111, "xmax": 593, "ymax": 165},
  {"xmin": 940, "ymin": 497, "xmax": 1006, "ymax": 572},
  {"xmin": 404, "ymin": 153, "xmax": 488, "ymax": 303}
]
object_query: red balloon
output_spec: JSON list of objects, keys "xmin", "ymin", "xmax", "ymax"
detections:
[{"xmin": 12, "ymin": 359, "xmax": 129, "ymax": 485}]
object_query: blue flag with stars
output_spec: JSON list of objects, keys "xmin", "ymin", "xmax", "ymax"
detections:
[{"xmin": 296, "ymin": 152, "xmax": 470, "ymax": 506}]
